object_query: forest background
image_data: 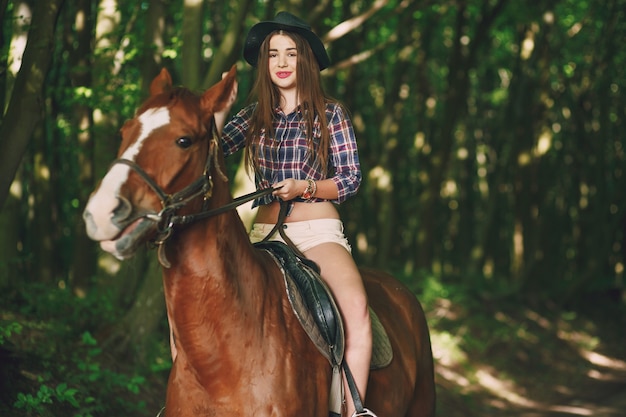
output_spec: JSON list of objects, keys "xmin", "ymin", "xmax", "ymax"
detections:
[{"xmin": 1, "ymin": 0, "xmax": 625, "ymax": 416}]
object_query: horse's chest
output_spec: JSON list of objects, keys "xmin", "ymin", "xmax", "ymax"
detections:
[{"xmin": 166, "ymin": 353, "xmax": 329, "ymax": 417}]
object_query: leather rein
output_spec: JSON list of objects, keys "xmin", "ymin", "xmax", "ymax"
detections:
[{"xmin": 108, "ymin": 123, "xmax": 277, "ymax": 267}]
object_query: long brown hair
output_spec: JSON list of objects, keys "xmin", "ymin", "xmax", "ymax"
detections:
[{"xmin": 245, "ymin": 30, "xmax": 333, "ymax": 176}]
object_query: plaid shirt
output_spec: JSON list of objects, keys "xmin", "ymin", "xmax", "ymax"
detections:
[{"xmin": 221, "ymin": 102, "xmax": 361, "ymax": 207}]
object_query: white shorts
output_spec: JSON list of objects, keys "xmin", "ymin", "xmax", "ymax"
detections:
[{"xmin": 249, "ymin": 219, "xmax": 352, "ymax": 253}]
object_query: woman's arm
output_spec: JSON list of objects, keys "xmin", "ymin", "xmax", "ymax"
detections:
[{"xmin": 327, "ymin": 104, "xmax": 361, "ymax": 203}]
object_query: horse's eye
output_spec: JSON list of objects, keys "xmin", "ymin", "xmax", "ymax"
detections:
[{"xmin": 176, "ymin": 136, "xmax": 193, "ymax": 149}]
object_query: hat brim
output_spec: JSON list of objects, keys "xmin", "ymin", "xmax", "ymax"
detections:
[{"xmin": 243, "ymin": 21, "xmax": 330, "ymax": 71}]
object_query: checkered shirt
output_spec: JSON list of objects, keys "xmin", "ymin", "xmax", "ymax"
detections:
[{"xmin": 221, "ymin": 102, "xmax": 361, "ymax": 207}]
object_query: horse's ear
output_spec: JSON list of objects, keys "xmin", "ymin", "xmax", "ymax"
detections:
[
  {"xmin": 201, "ymin": 65, "xmax": 237, "ymax": 115},
  {"xmin": 150, "ymin": 68, "xmax": 173, "ymax": 96}
]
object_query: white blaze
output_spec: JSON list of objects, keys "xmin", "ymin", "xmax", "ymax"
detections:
[{"xmin": 84, "ymin": 107, "xmax": 170, "ymax": 240}]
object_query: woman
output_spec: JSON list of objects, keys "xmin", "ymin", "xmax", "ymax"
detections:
[{"xmin": 216, "ymin": 12, "xmax": 373, "ymax": 417}]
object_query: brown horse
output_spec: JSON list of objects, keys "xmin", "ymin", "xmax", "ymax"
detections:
[{"xmin": 83, "ymin": 66, "xmax": 435, "ymax": 417}]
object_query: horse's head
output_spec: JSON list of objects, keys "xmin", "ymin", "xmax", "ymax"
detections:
[{"xmin": 83, "ymin": 66, "xmax": 237, "ymax": 260}]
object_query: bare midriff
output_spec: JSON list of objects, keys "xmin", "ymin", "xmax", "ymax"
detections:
[{"xmin": 255, "ymin": 200, "xmax": 340, "ymax": 223}]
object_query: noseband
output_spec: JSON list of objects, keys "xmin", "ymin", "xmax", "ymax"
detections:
[{"xmin": 109, "ymin": 122, "xmax": 276, "ymax": 267}]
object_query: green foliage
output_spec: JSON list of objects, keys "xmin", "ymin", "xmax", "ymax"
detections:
[
  {"xmin": 11, "ymin": 330, "xmax": 148, "ymax": 417},
  {"xmin": 0, "ymin": 321, "xmax": 22, "ymax": 345},
  {"xmin": 14, "ymin": 383, "xmax": 80, "ymax": 416},
  {"xmin": 2, "ymin": 282, "xmax": 163, "ymax": 417},
  {"xmin": 13, "ymin": 283, "xmax": 118, "ymax": 336}
]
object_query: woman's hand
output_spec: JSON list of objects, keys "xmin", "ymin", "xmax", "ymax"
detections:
[
  {"xmin": 272, "ymin": 179, "xmax": 307, "ymax": 201},
  {"xmin": 214, "ymin": 73, "xmax": 238, "ymax": 134}
]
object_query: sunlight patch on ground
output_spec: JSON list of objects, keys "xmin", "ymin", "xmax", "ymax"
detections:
[
  {"xmin": 429, "ymin": 301, "xmax": 626, "ymax": 417},
  {"xmin": 432, "ymin": 326, "xmax": 606, "ymax": 417},
  {"xmin": 553, "ymin": 316, "xmax": 626, "ymax": 382},
  {"xmin": 545, "ymin": 405, "xmax": 595, "ymax": 415},
  {"xmin": 557, "ymin": 327, "xmax": 599, "ymax": 350},
  {"xmin": 524, "ymin": 308, "xmax": 552, "ymax": 329},
  {"xmin": 436, "ymin": 366, "xmax": 471, "ymax": 388},
  {"xmin": 583, "ymin": 350, "xmax": 626, "ymax": 382},
  {"xmin": 580, "ymin": 350, "xmax": 626, "ymax": 371},
  {"xmin": 430, "ymin": 330, "xmax": 471, "ymax": 388},
  {"xmin": 474, "ymin": 367, "xmax": 538, "ymax": 408},
  {"xmin": 431, "ymin": 327, "xmax": 551, "ymax": 412},
  {"xmin": 431, "ymin": 331, "xmax": 467, "ymax": 366}
]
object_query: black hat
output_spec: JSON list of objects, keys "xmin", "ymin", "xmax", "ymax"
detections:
[{"xmin": 243, "ymin": 11, "xmax": 330, "ymax": 71}]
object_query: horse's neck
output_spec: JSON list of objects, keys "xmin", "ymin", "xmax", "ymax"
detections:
[
  {"xmin": 162, "ymin": 209, "xmax": 279, "ymax": 353},
  {"xmin": 165, "ymin": 208, "xmax": 266, "ymax": 296}
]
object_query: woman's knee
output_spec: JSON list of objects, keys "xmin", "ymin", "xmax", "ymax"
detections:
[
  {"xmin": 345, "ymin": 286, "xmax": 370, "ymax": 315},
  {"xmin": 344, "ymin": 302, "xmax": 371, "ymax": 339}
]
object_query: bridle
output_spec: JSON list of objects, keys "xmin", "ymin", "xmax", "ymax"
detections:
[{"xmin": 108, "ymin": 122, "xmax": 276, "ymax": 267}]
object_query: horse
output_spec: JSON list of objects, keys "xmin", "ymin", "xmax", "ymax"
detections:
[{"xmin": 82, "ymin": 65, "xmax": 436, "ymax": 417}]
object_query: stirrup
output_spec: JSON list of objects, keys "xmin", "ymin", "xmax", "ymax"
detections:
[{"xmin": 351, "ymin": 408, "xmax": 378, "ymax": 417}]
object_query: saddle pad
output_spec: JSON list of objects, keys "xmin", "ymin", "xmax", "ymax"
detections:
[
  {"xmin": 369, "ymin": 308, "xmax": 392, "ymax": 369},
  {"xmin": 256, "ymin": 241, "xmax": 393, "ymax": 369},
  {"xmin": 257, "ymin": 241, "xmax": 344, "ymax": 366}
]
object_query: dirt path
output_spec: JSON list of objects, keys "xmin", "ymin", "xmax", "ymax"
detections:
[{"xmin": 429, "ymin": 298, "xmax": 626, "ymax": 416}]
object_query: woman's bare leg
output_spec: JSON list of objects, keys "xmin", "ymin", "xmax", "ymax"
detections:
[{"xmin": 304, "ymin": 243, "xmax": 372, "ymax": 416}]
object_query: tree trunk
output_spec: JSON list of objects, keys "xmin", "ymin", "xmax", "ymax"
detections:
[
  {"xmin": 201, "ymin": 0, "xmax": 254, "ymax": 89},
  {"xmin": 32, "ymin": 127, "xmax": 56, "ymax": 283},
  {"xmin": 0, "ymin": 0, "xmax": 64, "ymax": 210},
  {"xmin": 139, "ymin": 0, "xmax": 166, "ymax": 93},
  {"xmin": 181, "ymin": 0, "xmax": 204, "ymax": 89},
  {"xmin": 0, "ymin": 182, "xmax": 21, "ymax": 289},
  {"xmin": 67, "ymin": 0, "xmax": 97, "ymax": 293}
]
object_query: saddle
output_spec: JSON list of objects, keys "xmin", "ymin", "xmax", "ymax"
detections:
[{"xmin": 255, "ymin": 241, "xmax": 393, "ymax": 415}]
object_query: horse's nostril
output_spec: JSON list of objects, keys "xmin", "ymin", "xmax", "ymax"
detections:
[
  {"xmin": 112, "ymin": 195, "xmax": 132, "ymax": 221},
  {"xmin": 82, "ymin": 209, "xmax": 91, "ymax": 223}
]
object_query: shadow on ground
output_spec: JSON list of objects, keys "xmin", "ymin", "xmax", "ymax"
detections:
[{"xmin": 430, "ymin": 293, "xmax": 626, "ymax": 417}]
